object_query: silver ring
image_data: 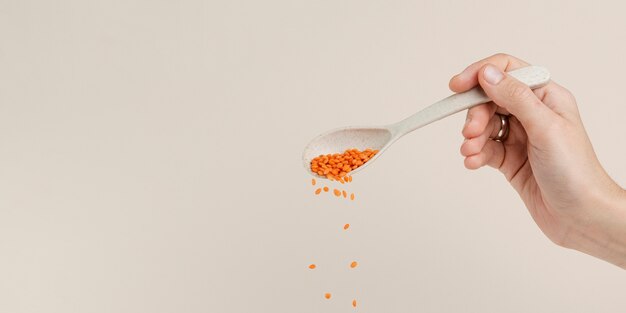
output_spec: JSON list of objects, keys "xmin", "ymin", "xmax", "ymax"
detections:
[{"xmin": 492, "ymin": 114, "xmax": 510, "ymax": 142}]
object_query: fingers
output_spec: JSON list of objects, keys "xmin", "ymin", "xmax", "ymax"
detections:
[
  {"xmin": 460, "ymin": 114, "xmax": 503, "ymax": 156},
  {"xmin": 460, "ymin": 114, "xmax": 531, "ymax": 177},
  {"xmin": 477, "ymin": 64, "xmax": 558, "ymax": 139},
  {"xmin": 462, "ymin": 103, "xmax": 497, "ymax": 138},
  {"xmin": 449, "ymin": 53, "xmax": 530, "ymax": 93},
  {"xmin": 461, "ymin": 103, "xmax": 504, "ymax": 170},
  {"xmin": 463, "ymin": 140, "xmax": 505, "ymax": 170},
  {"xmin": 450, "ymin": 54, "xmax": 578, "ymax": 122}
]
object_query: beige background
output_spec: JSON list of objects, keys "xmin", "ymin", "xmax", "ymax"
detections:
[{"xmin": 1, "ymin": 0, "xmax": 625, "ymax": 312}]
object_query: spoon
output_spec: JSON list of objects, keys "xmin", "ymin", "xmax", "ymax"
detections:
[{"xmin": 302, "ymin": 65, "xmax": 551, "ymax": 179}]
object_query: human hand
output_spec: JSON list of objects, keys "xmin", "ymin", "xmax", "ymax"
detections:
[{"xmin": 450, "ymin": 53, "xmax": 626, "ymax": 268}]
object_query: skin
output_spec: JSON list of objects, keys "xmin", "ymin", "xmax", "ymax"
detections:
[{"xmin": 450, "ymin": 53, "xmax": 626, "ymax": 269}]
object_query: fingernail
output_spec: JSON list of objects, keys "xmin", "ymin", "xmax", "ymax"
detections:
[
  {"xmin": 465, "ymin": 116, "xmax": 472, "ymax": 126},
  {"xmin": 483, "ymin": 64, "xmax": 504, "ymax": 85}
]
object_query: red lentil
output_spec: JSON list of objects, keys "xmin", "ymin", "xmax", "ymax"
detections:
[{"xmin": 310, "ymin": 148, "xmax": 378, "ymax": 181}]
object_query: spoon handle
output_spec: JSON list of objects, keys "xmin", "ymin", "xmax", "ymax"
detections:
[{"xmin": 391, "ymin": 65, "xmax": 551, "ymax": 137}]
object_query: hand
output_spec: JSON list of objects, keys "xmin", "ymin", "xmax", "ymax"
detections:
[{"xmin": 450, "ymin": 53, "xmax": 626, "ymax": 268}]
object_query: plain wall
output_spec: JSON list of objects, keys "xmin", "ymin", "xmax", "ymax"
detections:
[{"xmin": 1, "ymin": 0, "xmax": 625, "ymax": 312}]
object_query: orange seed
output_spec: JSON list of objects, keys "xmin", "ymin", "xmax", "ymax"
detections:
[
  {"xmin": 343, "ymin": 223, "xmax": 350, "ymax": 230},
  {"xmin": 350, "ymin": 193, "xmax": 355, "ymax": 200},
  {"xmin": 308, "ymin": 264, "xmax": 316, "ymax": 269},
  {"xmin": 315, "ymin": 188, "xmax": 321, "ymax": 195},
  {"xmin": 333, "ymin": 189, "xmax": 341, "ymax": 197},
  {"xmin": 323, "ymin": 186, "xmax": 329, "ymax": 192},
  {"xmin": 312, "ymin": 178, "xmax": 316, "ymax": 185},
  {"xmin": 352, "ymin": 299, "xmax": 357, "ymax": 307},
  {"xmin": 324, "ymin": 293, "xmax": 331, "ymax": 299},
  {"xmin": 342, "ymin": 190, "xmax": 347, "ymax": 198},
  {"xmin": 350, "ymin": 261, "xmax": 358, "ymax": 268}
]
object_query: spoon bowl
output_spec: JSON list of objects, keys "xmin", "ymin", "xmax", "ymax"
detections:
[
  {"xmin": 302, "ymin": 66, "xmax": 551, "ymax": 179},
  {"xmin": 302, "ymin": 126, "xmax": 394, "ymax": 177}
]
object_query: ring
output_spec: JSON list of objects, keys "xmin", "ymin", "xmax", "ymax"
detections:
[{"xmin": 492, "ymin": 114, "xmax": 510, "ymax": 142}]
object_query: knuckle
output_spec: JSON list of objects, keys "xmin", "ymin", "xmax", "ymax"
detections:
[
  {"xmin": 561, "ymin": 87, "xmax": 577, "ymax": 103},
  {"xmin": 489, "ymin": 52, "xmax": 528, "ymax": 68},
  {"xmin": 551, "ymin": 83, "xmax": 576, "ymax": 101},
  {"xmin": 492, "ymin": 52, "xmax": 510, "ymax": 59}
]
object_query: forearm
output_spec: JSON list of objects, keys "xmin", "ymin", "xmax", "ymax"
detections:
[{"xmin": 570, "ymin": 183, "xmax": 626, "ymax": 269}]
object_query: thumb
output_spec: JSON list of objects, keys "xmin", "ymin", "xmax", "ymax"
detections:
[{"xmin": 478, "ymin": 64, "xmax": 557, "ymax": 137}]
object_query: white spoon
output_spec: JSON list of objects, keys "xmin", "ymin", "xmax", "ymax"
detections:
[{"xmin": 302, "ymin": 65, "xmax": 551, "ymax": 179}]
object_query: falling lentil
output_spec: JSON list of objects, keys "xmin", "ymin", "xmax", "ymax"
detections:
[{"xmin": 306, "ymin": 151, "xmax": 371, "ymax": 305}]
